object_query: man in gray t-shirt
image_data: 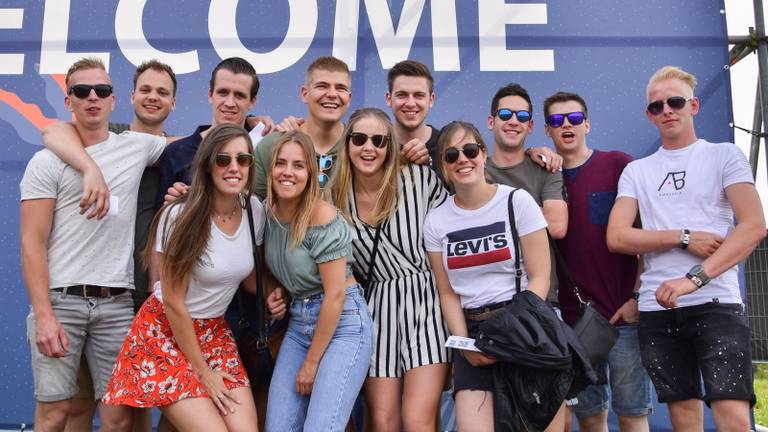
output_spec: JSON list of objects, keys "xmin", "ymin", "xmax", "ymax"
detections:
[
  {"xmin": 20, "ymin": 58, "xmax": 165, "ymax": 431},
  {"xmin": 485, "ymin": 83, "xmax": 568, "ymax": 303}
]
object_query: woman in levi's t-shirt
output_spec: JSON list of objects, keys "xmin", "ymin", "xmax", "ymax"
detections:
[
  {"xmin": 423, "ymin": 121, "xmax": 556, "ymax": 431},
  {"xmin": 102, "ymin": 124, "xmax": 270, "ymax": 431}
]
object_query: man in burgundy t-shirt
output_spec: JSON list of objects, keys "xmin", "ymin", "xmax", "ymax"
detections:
[{"xmin": 543, "ymin": 91, "xmax": 652, "ymax": 431}]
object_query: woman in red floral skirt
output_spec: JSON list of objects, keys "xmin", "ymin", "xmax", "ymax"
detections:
[{"xmin": 102, "ymin": 124, "xmax": 269, "ymax": 431}]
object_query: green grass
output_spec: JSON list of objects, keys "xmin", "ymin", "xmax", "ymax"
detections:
[{"xmin": 756, "ymin": 364, "xmax": 768, "ymax": 426}]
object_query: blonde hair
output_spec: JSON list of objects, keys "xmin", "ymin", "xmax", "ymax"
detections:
[
  {"xmin": 647, "ymin": 66, "xmax": 697, "ymax": 100},
  {"xmin": 65, "ymin": 57, "xmax": 107, "ymax": 87},
  {"xmin": 266, "ymin": 131, "xmax": 321, "ymax": 248},
  {"xmin": 332, "ymin": 108, "xmax": 400, "ymax": 227}
]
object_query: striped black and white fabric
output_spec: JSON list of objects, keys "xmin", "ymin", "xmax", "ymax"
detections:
[{"xmin": 348, "ymin": 164, "xmax": 450, "ymax": 377}]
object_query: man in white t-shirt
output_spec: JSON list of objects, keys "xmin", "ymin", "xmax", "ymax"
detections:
[
  {"xmin": 607, "ymin": 65, "xmax": 766, "ymax": 431},
  {"xmin": 20, "ymin": 58, "xmax": 166, "ymax": 431}
]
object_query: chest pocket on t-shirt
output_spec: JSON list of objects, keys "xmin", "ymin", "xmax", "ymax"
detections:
[{"xmin": 588, "ymin": 191, "xmax": 616, "ymax": 226}]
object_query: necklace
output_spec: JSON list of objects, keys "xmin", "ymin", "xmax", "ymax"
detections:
[{"xmin": 213, "ymin": 204, "xmax": 238, "ymax": 223}]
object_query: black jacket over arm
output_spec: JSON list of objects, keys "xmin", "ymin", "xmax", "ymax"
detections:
[{"xmin": 476, "ymin": 290, "xmax": 599, "ymax": 432}]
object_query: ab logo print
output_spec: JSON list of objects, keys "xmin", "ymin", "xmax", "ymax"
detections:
[
  {"xmin": 658, "ymin": 171, "xmax": 686, "ymax": 195},
  {"xmin": 446, "ymin": 222, "xmax": 509, "ymax": 269}
]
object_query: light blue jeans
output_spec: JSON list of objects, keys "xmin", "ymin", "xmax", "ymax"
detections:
[
  {"xmin": 573, "ymin": 324, "xmax": 653, "ymax": 418},
  {"xmin": 266, "ymin": 285, "xmax": 372, "ymax": 432}
]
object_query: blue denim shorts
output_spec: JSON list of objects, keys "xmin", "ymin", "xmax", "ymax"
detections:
[
  {"xmin": 639, "ymin": 302, "xmax": 755, "ymax": 406},
  {"xmin": 572, "ymin": 325, "xmax": 653, "ymax": 418}
]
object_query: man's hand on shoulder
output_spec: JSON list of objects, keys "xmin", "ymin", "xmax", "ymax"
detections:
[
  {"xmin": 246, "ymin": 115, "xmax": 275, "ymax": 136},
  {"xmin": 526, "ymin": 146, "xmax": 563, "ymax": 172},
  {"xmin": 164, "ymin": 182, "xmax": 189, "ymax": 205},
  {"xmin": 400, "ymin": 138, "xmax": 431, "ymax": 165},
  {"xmin": 80, "ymin": 166, "xmax": 110, "ymax": 220},
  {"xmin": 275, "ymin": 116, "xmax": 304, "ymax": 133}
]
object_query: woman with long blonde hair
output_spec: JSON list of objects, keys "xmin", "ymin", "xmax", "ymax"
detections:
[
  {"xmin": 332, "ymin": 108, "xmax": 450, "ymax": 431},
  {"xmin": 263, "ymin": 130, "xmax": 372, "ymax": 431}
]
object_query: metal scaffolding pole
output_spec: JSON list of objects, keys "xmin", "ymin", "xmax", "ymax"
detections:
[{"xmin": 755, "ymin": 0, "xmax": 768, "ymax": 175}]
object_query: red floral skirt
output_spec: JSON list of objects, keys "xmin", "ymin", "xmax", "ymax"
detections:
[{"xmin": 102, "ymin": 295, "xmax": 249, "ymax": 407}]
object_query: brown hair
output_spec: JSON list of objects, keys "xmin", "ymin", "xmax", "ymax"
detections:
[
  {"xmin": 387, "ymin": 60, "xmax": 434, "ymax": 94},
  {"xmin": 266, "ymin": 131, "xmax": 321, "ymax": 248},
  {"xmin": 210, "ymin": 57, "xmax": 260, "ymax": 99},
  {"xmin": 144, "ymin": 124, "xmax": 254, "ymax": 284},
  {"xmin": 133, "ymin": 60, "xmax": 177, "ymax": 96},
  {"xmin": 305, "ymin": 56, "xmax": 350, "ymax": 83},
  {"xmin": 65, "ymin": 57, "xmax": 107, "ymax": 87},
  {"xmin": 332, "ymin": 108, "xmax": 400, "ymax": 227},
  {"xmin": 436, "ymin": 121, "xmax": 487, "ymax": 188},
  {"xmin": 543, "ymin": 91, "xmax": 588, "ymax": 118}
]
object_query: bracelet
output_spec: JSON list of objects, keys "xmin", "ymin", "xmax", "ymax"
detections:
[
  {"xmin": 680, "ymin": 228, "xmax": 691, "ymax": 250},
  {"xmin": 631, "ymin": 292, "xmax": 640, "ymax": 301}
]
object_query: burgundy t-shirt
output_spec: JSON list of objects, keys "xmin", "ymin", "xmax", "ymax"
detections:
[{"xmin": 556, "ymin": 150, "xmax": 638, "ymax": 325}]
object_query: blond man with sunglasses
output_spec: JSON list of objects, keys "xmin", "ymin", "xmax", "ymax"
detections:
[{"xmin": 607, "ymin": 66, "xmax": 765, "ymax": 431}]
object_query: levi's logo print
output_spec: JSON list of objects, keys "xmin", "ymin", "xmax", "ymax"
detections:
[
  {"xmin": 658, "ymin": 171, "xmax": 686, "ymax": 194},
  {"xmin": 446, "ymin": 222, "xmax": 509, "ymax": 269}
]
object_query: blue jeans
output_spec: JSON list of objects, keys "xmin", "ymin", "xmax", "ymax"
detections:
[
  {"xmin": 573, "ymin": 325, "xmax": 653, "ymax": 418},
  {"xmin": 266, "ymin": 285, "xmax": 372, "ymax": 432}
]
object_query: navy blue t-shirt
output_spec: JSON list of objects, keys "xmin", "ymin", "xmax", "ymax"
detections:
[{"xmin": 156, "ymin": 125, "xmax": 209, "ymax": 208}]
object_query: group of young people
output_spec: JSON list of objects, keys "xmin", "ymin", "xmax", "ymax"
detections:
[{"xmin": 19, "ymin": 52, "xmax": 764, "ymax": 432}]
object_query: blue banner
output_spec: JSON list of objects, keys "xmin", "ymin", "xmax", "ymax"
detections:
[{"xmin": 0, "ymin": 0, "xmax": 731, "ymax": 422}]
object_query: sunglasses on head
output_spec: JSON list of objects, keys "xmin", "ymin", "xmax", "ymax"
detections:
[
  {"xmin": 68, "ymin": 84, "xmax": 113, "ymax": 99},
  {"xmin": 444, "ymin": 143, "xmax": 484, "ymax": 164},
  {"xmin": 318, "ymin": 154, "xmax": 333, "ymax": 187},
  {"xmin": 348, "ymin": 132, "xmax": 389, "ymax": 149},
  {"xmin": 546, "ymin": 111, "xmax": 586, "ymax": 128},
  {"xmin": 215, "ymin": 152, "xmax": 254, "ymax": 168},
  {"xmin": 646, "ymin": 96, "xmax": 691, "ymax": 116},
  {"xmin": 494, "ymin": 108, "xmax": 531, "ymax": 123}
]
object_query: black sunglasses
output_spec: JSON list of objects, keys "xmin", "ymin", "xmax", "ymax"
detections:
[
  {"xmin": 68, "ymin": 84, "xmax": 113, "ymax": 99},
  {"xmin": 494, "ymin": 108, "xmax": 531, "ymax": 123},
  {"xmin": 348, "ymin": 132, "xmax": 389, "ymax": 149},
  {"xmin": 647, "ymin": 96, "xmax": 691, "ymax": 115},
  {"xmin": 444, "ymin": 143, "xmax": 484, "ymax": 164},
  {"xmin": 546, "ymin": 111, "xmax": 586, "ymax": 128},
  {"xmin": 215, "ymin": 152, "xmax": 254, "ymax": 168}
]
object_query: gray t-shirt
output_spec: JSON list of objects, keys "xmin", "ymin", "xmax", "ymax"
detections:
[
  {"xmin": 20, "ymin": 131, "xmax": 166, "ymax": 289},
  {"xmin": 485, "ymin": 156, "xmax": 565, "ymax": 301}
]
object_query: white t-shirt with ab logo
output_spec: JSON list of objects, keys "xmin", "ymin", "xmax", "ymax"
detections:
[{"xmin": 617, "ymin": 139, "xmax": 754, "ymax": 311}]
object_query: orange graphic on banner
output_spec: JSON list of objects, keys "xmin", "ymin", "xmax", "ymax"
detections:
[{"xmin": 0, "ymin": 74, "xmax": 70, "ymax": 130}]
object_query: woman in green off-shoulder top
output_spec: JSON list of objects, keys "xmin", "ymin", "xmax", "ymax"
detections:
[{"xmin": 263, "ymin": 131, "xmax": 372, "ymax": 432}]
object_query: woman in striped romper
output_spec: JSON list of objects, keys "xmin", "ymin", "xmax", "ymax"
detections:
[{"xmin": 331, "ymin": 107, "xmax": 450, "ymax": 431}]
